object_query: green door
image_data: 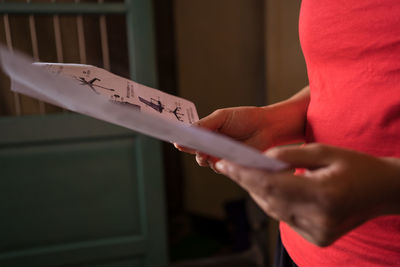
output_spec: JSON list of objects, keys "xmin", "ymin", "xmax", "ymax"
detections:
[{"xmin": 0, "ymin": 1, "xmax": 168, "ymax": 266}]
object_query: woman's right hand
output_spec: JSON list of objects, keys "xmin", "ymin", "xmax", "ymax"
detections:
[
  {"xmin": 174, "ymin": 106, "xmax": 282, "ymax": 169},
  {"xmin": 174, "ymin": 86, "xmax": 310, "ymax": 170}
]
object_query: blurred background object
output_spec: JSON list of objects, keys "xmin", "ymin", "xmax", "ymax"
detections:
[{"xmin": 0, "ymin": 0, "xmax": 307, "ymax": 266}]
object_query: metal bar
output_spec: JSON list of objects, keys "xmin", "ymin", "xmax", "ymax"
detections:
[
  {"xmin": 3, "ymin": 15, "xmax": 13, "ymax": 53},
  {"xmin": 53, "ymin": 15, "xmax": 63, "ymax": 63},
  {"xmin": 76, "ymin": 14, "xmax": 87, "ymax": 64},
  {"xmin": 28, "ymin": 10, "xmax": 46, "ymax": 114},
  {"xmin": 52, "ymin": 0, "xmax": 67, "ymax": 113},
  {"xmin": 98, "ymin": 0, "xmax": 110, "ymax": 71},
  {"xmin": 28, "ymin": 16, "xmax": 39, "ymax": 60},
  {"xmin": 99, "ymin": 14, "xmax": 110, "ymax": 70},
  {"xmin": 125, "ymin": 0, "xmax": 137, "ymax": 82},
  {"xmin": 3, "ymin": 14, "xmax": 22, "ymax": 116},
  {"xmin": 125, "ymin": 0, "xmax": 158, "ymax": 87},
  {"xmin": 75, "ymin": 0, "xmax": 86, "ymax": 64},
  {"xmin": 0, "ymin": 3, "xmax": 126, "ymax": 15}
]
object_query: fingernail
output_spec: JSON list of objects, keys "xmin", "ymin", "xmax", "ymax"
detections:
[
  {"xmin": 215, "ymin": 161, "xmax": 226, "ymax": 172},
  {"xmin": 265, "ymin": 147, "xmax": 279, "ymax": 157}
]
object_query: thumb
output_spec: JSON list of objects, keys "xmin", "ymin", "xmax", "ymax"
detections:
[
  {"xmin": 265, "ymin": 144, "xmax": 335, "ymax": 169},
  {"xmin": 194, "ymin": 109, "xmax": 229, "ymax": 131}
]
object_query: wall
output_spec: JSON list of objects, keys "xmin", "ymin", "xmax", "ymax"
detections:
[
  {"xmin": 174, "ymin": 0, "xmax": 308, "ymax": 263},
  {"xmin": 265, "ymin": 0, "xmax": 308, "ymax": 104},
  {"xmin": 174, "ymin": 0, "xmax": 266, "ymax": 218}
]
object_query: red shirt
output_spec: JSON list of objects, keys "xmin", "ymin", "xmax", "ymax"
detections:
[{"xmin": 280, "ymin": 1, "xmax": 400, "ymax": 266}]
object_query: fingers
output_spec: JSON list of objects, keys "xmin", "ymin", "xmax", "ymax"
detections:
[
  {"xmin": 215, "ymin": 160, "xmax": 302, "ymax": 198},
  {"xmin": 213, "ymin": 145, "xmax": 372, "ymax": 247},
  {"xmin": 265, "ymin": 143, "xmax": 337, "ymax": 169},
  {"xmin": 196, "ymin": 153, "xmax": 221, "ymax": 173},
  {"xmin": 174, "ymin": 142, "xmax": 220, "ymax": 171},
  {"xmin": 195, "ymin": 152, "xmax": 209, "ymax": 166},
  {"xmin": 194, "ymin": 109, "xmax": 230, "ymax": 132},
  {"xmin": 174, "ymin": 109, "xmax": 230, "ymax": 168},
  {"xmin": 215, "ymin": 160, "xmax": 319, "ymax": 231},
  {"xmin": 174, "ymin": 110, "xmax": 229, "ymax": 155},
  {"xmin": 214, "ymin": 159, "xmax": 333, "ymax": 244},
  {"xmin": 173, "ymin": 143, "xmax": 196, "ymax": 154},
  {"xmin": 215, "ymin": 160, "xmax": 271, "ymax": 197}
]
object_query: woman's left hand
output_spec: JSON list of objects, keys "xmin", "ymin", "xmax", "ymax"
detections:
[{"xmin": 215, "ymin": 143, "xmax": 400, "ymax": 246}]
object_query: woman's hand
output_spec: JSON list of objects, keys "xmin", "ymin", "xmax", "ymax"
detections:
[
  {"xmin": 214, "ymin": 143, "xmax": 400, "ymax": 246},
  {"xmin": 175, "ymin": 106, "xmax": 279, "ymax": 168},
  {"xmin": 174, "ymin": 86, "xmax": 310, "ymax": 170}
]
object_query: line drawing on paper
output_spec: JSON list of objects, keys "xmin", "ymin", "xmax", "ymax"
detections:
[
  {"xmin": 168, "ymin": 106, "xmax": 184, "ymax": 122},
  {"xmin": 75, "ymin": 76, "xmax": 115, "ymax": 94},
  {"xmin": 138, "ymin": 96, "xmax": 165, "ymax": 113},
  {"xmin": 110, "ymin": 99, "xmax": 141, "ymax": 110}
]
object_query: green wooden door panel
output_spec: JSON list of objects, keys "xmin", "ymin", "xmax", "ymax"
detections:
[
  {"xmin": 0, "ymin": 113, "xmax": 134, "ymax": 145},
  {"xmin": 0, "ymin": 139, "xmax": 142, "ymax": 247},
  {"xmin": 0, "ymin": 114, "xmax": 168, "ymax": 266}
]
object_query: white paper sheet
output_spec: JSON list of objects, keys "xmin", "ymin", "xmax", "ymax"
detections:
[
  {"xmin": 0, "ymin": 46, "xmax": 288, "ymax": 171},
  {"xmin": 35, "ymin": 62, "xmax": 198, "ymax": 124}
]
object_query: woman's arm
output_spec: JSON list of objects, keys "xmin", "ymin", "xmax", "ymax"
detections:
[
  {"xmin": 175, "ymin": 85, "xmax": 310, "ymax": 167},
  {"xmin": 260, "ymin": 85, "xmax": 310, "ymax": 147}
]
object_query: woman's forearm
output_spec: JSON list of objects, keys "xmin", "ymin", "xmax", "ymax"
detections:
[{"xmin": 262, "ymin": 85, "xmax": 310, "ymax": 146}]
